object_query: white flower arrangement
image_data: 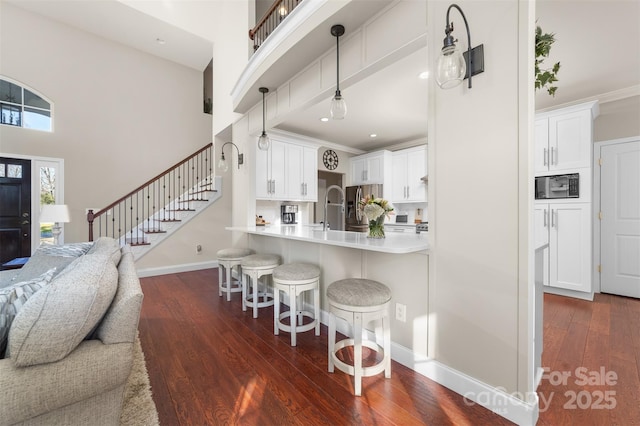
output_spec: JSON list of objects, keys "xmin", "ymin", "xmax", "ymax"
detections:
[{"xmin": 358, "ymin": 195, "xmax": 394, "ymax": 221}]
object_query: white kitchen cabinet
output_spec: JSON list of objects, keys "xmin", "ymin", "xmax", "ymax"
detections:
[
  {"xmin": 350, "ymin": 150, "xmax": 391, "ymax": 185},
  {"xmin": 286, "ymin": 144, "xmax": 318, "ymax": 201},
  {"xmin": 535, "ymin": 202, "xmax": 591, "ymax": 293},
  {"xmin": 391, "ymin": 146, "xmax": 427, "ymax": 203},
  {"xmin": 535, "ymin": 101, "xmax": 598, "ymax": 174},
  {"xmin": 256, "ymin": 139, "xmax": 317, "ymax": 201},
  {"xmin": 256, "ymin": 140, "xmax": 287, "ymax": 200}
]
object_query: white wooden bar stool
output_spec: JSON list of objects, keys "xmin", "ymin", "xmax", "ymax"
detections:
[
  {"xmin": 216, "ymin": 248, "xmax": 254, "ymax": 301},
  {"xmin": 327, "ymin": 278, "xmax": 392, "ymax": 396},
  {"xmin": 272, "ymin": 263, "xmax": 321, "ymax": 346},
  {"xmin": 241, "ymin": 254, "xmax": 280, "ymax": 318}
]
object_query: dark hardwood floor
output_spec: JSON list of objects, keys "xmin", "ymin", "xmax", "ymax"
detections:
[
  {"xmin": 537, "ymin": 292, "xmax": 640, "ymax": 425},
  {"xmin": 138, "ymin": 269, "xmax": 640, "ymax": 425}
]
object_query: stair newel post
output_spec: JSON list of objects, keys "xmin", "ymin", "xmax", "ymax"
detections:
[{"xmin": 87, "ymin": 209, "xmax": 95, "ymax": 242}]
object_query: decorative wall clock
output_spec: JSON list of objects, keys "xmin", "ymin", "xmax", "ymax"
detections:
[{"xmin": 323, "ymin": 149, "xmax": 339, "ymax": 170}]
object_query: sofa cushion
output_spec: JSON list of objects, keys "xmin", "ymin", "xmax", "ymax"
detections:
[
  {"xmin": 8, "ymin": 253, "xmax": 118, "ymax": 367},
  {"xmin": 10, "ymin": 252, "xmax": 75, "ymax": 283},
  {"xmin": 0, "ymin": 268, "xmax": 57, "ymax": 358},
  {"xmin": 87, "ymin": 237, "xmax": 122, "ymax": 265}
]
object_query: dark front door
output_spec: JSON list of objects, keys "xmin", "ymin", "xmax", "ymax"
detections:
[{"xmin": 0, "ymin": 157, "xmax": 32, "ymax": 264}]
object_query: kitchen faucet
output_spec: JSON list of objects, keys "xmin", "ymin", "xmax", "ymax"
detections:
[{"xmin": 323, "ymin": 185, "xmax": 345, "ymax": 231}]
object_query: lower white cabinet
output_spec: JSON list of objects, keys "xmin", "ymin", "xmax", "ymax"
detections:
[{"xmin": 535, "ymin": 202, "xmax": 591, "ymax": 293}]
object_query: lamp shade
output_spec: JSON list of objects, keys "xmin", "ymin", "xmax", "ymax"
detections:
[
  {"xmin": 330, "ymin": 95, "xmax": 347, "ymax": 120},
  {"xmin": 40, "ymin": 204, "xmax": 70, "ymax": 223},
  {"xmin": 436, "ymin": 44, "xmax": 466, "ymax": 89}
]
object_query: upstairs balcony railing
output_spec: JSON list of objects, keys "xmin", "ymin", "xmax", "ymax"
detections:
[
  {"xmin": 249, "ymin": 0, "xmax": 302, "ymax": 51},
  {"xmin": 87, "ymin": 143, "xmax": 214, "ymax": 244}
]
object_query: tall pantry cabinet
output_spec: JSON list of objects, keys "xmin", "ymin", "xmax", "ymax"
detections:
[{"xmin": 534, "ymin": 101, "xmax": 599, "ymax": 297}]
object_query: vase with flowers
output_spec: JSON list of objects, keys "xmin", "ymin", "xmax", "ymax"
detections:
[{"xmin": 359, "ymin": 195, "xmax": 394, "ymax": 238}]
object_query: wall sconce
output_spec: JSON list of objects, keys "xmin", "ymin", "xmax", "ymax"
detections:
[
  {"xmin": 40, "ymin": 204, "xmax": 70, "ymax": 245},
  {"xmin": 435, "ymin": 4, "xmax": 484, "ymax": 89},
  {"xmin": 218, "ymin": 142, "xmax": 243, "ymax": 172},
  {"xmin": 330, "ymin": 24, "xmax": 347, "ymax": 120},
  {"xmin": 257, "ymin": 87, "xmax": 271, "ymax": 151}
]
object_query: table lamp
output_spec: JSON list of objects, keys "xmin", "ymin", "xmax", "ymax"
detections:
[{"xmin": 40, "ymin": 204, "xmax": 70, "ymax": 245}]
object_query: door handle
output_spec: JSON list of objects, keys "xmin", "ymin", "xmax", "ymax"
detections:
[
  {"xmin": 543, "ymin": 209, "xmax": 548, "ymax": 227},
  {"xmin": 543, "ymin": 148, "xmax": 548, "ymax": 166},
  {"xmin": 21, "ymin": 220, "xmax": 30, "ymax": 225},
  {"xmin": 551, "ymin": 147, "xmax": 556, "ymax": 165},
  {"xmin": 551, "ymin": 209, "xmax": 556, "ymax": 228}
]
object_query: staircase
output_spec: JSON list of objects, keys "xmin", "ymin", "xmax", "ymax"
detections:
[{"xmin": 87, "ymin": 143, "xmax": 222, "ymax": 260}]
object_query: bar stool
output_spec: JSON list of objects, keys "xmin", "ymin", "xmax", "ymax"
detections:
[
  {"xmin": 241, "ymin": 254, "xmax": 280, "ymax": 318},
  {"xmin": 327, "ymin": 278, "xmax": 392, "ymax": 396},
  {"xmin": 272, "ymin": 263, "xmax": 321, "ymax": 346},
  {"xmin": 216, "ymin": 248, "xmax": 254, "ymax": 301}
]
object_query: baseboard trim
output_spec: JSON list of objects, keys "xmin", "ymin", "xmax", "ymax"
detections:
[
  {"xmin": 136, "ymin": 260, "xmax": 218, "ymax": 278},
  {"xmin": 543, "ymin": 286, "xmax": 594, "ymax": 301}
]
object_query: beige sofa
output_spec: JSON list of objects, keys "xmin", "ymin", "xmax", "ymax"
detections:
[{"xmin": 0, "ymin": 238, "xmax": 143, "ymax": 425}]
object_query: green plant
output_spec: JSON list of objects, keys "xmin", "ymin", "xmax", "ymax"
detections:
[{"xmin": 535, "ymin": 25, "xmax": 561, "ymax": 96}]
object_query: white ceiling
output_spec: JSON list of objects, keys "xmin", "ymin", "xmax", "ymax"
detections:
[{"xmin": 10, "ymin": 0, "xmax": 639, "ymax": 151}]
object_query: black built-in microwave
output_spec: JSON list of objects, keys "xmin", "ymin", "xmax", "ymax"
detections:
[{"xmin": 535, "ymin": 173, "xmax": 579, "ymax": 199}]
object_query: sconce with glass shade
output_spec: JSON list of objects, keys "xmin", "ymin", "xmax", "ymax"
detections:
[
  {"xmin": 217, "ymin": 142, "xmax": 244, "ymax": 172},
  {"xmin": 435, "ymin": 4, "xmax": 484, "ymax": 89},
  {"xmin": 40, "ymin": 204, "xmax": 70, "ymax": 245},
  {"xmin": 330, "ymin": 24, "xmax": 347, "ymax": 120},
  {"xmin": 258, "ymin": 87, "xmax": 271, "ymax": 151}
]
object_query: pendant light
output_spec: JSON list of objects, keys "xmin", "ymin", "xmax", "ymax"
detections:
[
  {"xmin": 257, "ymin": 87, "xmax": 271, "ymax": 151},
  {"xmin": 435, "ymin": 4, "xmax": 484, "ymax": 90},
  {"xmin": 330, "ymin": 24, "xmax": 347, "ymax": 120}
]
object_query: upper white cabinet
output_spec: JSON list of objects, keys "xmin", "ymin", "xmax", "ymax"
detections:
[
  {"xmin": 256, "ymin": 138, "xmax": 318, "ymax": 202},
  {"xmin": 256, "ymin": 140, "xmax": 287, "ymax": 200},
  {"xmin": 349, "ymin": 150, "xmax": 392, "ymax": 186},
  {"xmin": 286, "ymin": 144, "xmax": 318, "ymax": 201},
  {"xmin": 391, "ymin": 145, "xmax": 427, "ymax": 203},
  {"xmin": 535, "ymin": 101, "xmax": 599, "ymax": 174}
]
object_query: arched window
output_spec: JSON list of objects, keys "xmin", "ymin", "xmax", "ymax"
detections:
[{"xmin": 0, "ymin": 77, "xmax": 52, "ymax": 132}]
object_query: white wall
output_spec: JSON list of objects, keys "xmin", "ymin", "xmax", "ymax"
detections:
[
  {"xmin": 427, "ymin": 0, "xmax": 534, "ymax": 400},
  {"xmin": 594, "ymin": 96, "xmax": 640, "ymax": 142},
  {"xmin": 0, "ymin": 3, "xmax": 232, "ymax": 267}
]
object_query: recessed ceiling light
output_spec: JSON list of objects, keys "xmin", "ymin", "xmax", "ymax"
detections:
[
  {"xmin": 370, "ymin": 133, "xmax": 377, "ymax": 138},
  {"xmin": 418, "ymin": 71, "xmax": 429, "ymax": 79},
  {"xmin": 320, "ymin": 117, "xmax": 329, "ymax": 122},
  {"xmin": 156, "ymin": 38, "xmax": 166, "ymax": 45}
]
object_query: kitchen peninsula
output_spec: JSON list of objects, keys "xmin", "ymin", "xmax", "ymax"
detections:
[{"xmin": 227, "ymin": 225, "xmax": 430, "ymax": 362}]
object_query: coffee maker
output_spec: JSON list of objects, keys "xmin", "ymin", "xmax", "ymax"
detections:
[{"xmin": 281, "ymin": 205, "xmax": 298, "ymax": 224}]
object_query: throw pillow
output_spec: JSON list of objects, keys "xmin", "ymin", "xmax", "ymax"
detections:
[
  {"xmin": 37, "ymin": 242, "xmax": 93, "ymax": 258},
  {"xmin": 0, "ymin": 268, "xmax": 57, "ymax": 358},
  {"xmin": 8, "ymin": 254, "xmax": 118, "ymax": 367}
]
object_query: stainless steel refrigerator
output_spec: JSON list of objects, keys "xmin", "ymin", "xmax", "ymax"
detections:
[{"xmin": 345, "ymin": 184, "xmax": 383, "ymax": 232}]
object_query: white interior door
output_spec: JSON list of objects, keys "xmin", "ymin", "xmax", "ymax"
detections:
[{"xmin": 601, "ymin": 140, "xmax": 640, "ymax": 298}]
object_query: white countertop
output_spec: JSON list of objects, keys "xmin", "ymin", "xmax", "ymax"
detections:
[{"xmin": 226, "ymin": 225, "xmax": 429, "ymax": 254}]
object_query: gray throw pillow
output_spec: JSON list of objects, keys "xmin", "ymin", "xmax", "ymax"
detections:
[
  {"xmin": 8, "ymin": 254, "xmax": 118, "ymax": 367},
  {"xmin": 0, "ymin": 268, "xmax": 57, "ymax": 358}
]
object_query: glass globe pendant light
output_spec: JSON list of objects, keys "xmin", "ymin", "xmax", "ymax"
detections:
[
  {"xmin": 258, "ymin": 87, "xmax": 271, "ymax": 151},
  {"xmin": 330, "ymin": 24, "xmax": 346, "ymax": 120}
]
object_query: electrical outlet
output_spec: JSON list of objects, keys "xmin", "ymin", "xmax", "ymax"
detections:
[
  {"xmin": 196, "ymin": 244, "xmax": 202, "ymax": 254},
  {"xmin": 395, "ymin": 303, "xmax": 406, "ymax": 322}
]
